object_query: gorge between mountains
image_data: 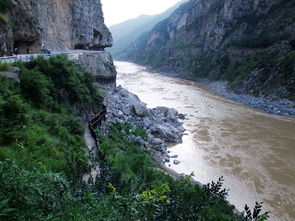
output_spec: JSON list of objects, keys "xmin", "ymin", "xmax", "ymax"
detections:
[{"xmin": 0, "ymin": 0, "xmax": 294, "ymax": 220}]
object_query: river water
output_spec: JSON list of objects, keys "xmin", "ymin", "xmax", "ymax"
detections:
[{"xmin": 115, "ymin": 61, "xmax": 295, "ymax": 221}]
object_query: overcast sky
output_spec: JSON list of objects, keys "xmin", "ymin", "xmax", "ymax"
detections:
[{"xmin": 101, "ymin": 0, "xmax": 183, "ymax": 27}]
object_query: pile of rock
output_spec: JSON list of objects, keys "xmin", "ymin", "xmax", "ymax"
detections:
[{"xmin": 102, "ymin": 86, "xmax": 185, "ymax": 163}]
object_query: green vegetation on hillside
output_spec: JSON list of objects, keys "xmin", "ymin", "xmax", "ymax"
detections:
[
  {"xmin": 0, "ymin": 55, "xmax": 267, "ymax": 220},
  {"xmin": 220, "ymin": 42, "xmax": 295, "ymax": 99},
  {"xmin": 0, "ymin": 55, "xmax": 103, "ymax": 180}
]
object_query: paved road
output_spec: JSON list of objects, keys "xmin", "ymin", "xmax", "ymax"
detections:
[{"xmin": 0, "ymin": 49, "xmax": 105, "ymax": 63}]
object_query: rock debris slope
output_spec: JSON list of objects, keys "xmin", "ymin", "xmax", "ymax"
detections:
[{"xmin": 102, "ymin": 86, "xmax": 186, "ymax": 164}]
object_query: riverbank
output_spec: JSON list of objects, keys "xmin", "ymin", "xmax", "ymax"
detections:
[
  {"xmin": 144, "ymin": 66, "xmax": 295, "ymax": 116},
  {"xmin": 207, "ymin": 81, "xmax": 295, "ymax": 116}
]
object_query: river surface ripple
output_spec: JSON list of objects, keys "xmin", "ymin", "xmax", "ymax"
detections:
[{"xmin": 115, "ymin": 61, "xmax": 295, "ymax": 221}]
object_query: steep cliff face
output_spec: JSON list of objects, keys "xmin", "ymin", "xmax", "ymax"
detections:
[
  {"xmin": 0, "ymin": 0, "xmax": 112, "ymax": 55},
  {"xmin": 72, "ymin": 0, "xmax": 112, "ymax": 50},
  {"xmin": 124, "ymin": 0, "xmax": 295, "ymax": 100}
]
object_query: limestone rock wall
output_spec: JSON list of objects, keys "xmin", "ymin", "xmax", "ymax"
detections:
[
  {"xmin": 72, "ymin": 0, "xmax": 112, "ymax": 50},
  {"xmin": 0, "ymin": 0, "xmax": 112, "ymax": 55},
  {"xmin": 0, "ymin": 23, "xmax": 13, "ymax": 56},
  {"xmin": 35, "ymin": 0, "xmax": 74, "ymax": 51}
]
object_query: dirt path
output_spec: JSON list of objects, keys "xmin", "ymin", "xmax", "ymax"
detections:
[{"xmin": 82, "ymin": 125, "xmax": 100, "ymax": 183}]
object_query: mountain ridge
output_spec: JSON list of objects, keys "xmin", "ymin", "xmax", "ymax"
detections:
[
  {"xmin": 109, "ymin": 0, "xmax": 188, "ymax": 58},
  {"xmin": 121, "ymin": 0, "xmax": 295, "ymax": 100}
]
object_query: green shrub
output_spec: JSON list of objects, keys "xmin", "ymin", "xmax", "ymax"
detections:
[
  {"xmin": 0, "ymin": 95, "xmax": 28, "ymax": 131},
  {"xmin": 0, "ymin": 13, "xmax": 8, "ymax": 24},
  {"xmin": 0, "ymin": 62, "xmax": 10, "ymax": 71},
  {"xmin": 0, "ymin": 161, "xmax": 69, "ymax": 220},
  {"xmin": 19, "ymin": 68, "xmax": 54, "ymax": 108},
  {"xmin": 24, "ymin": 55, "xmax": 103, "ymax": 106}
]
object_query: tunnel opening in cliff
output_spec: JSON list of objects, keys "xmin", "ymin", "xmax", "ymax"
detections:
[
  {"xmin": 14, "ymin": 40, "xmax": 40, "ymax": 54},
  {"xmin": 74, "ymin": 43, "xmax": 88, "ymax": 50}
]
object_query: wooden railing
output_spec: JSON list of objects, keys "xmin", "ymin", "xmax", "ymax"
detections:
[{"xmin": 88, "ymin": 104, "xmax": 107, "ymax": 146}]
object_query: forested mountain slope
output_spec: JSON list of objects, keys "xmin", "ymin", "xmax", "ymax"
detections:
[{"xmin": 123, "ymin": 0, "xmax": 295, "ymax": 100}]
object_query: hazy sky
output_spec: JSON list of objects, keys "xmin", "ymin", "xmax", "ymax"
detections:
[{"xmin": 101, "ymin": 0, "xmax": 183, "ymax": 27}]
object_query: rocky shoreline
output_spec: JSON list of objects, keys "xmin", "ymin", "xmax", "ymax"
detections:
[
  {"xmin": 145, "ymin": 66, "xmax": 295, "ymax": 117},
  {"xmin": 101, "ymin": 86, "xmax": 185, "ymax": 164},
  {"xmin": 207, "ymin": 81, "xmax": 295, "ymax": 116}
]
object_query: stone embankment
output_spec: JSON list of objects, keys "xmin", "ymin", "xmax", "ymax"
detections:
[{"xmin": 102, "ymin": 86, "xmax": 185, "ymax": 164}]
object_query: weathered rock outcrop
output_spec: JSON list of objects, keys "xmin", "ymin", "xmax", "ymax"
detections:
[
  {"xmin": 72, "ymin": 0, "xmax": 112, "ymax": 50},
  {"xmin": 75, "ymin": 51, "xmax": 117, "ymax": 87},
  {"xmin": 0, "ymin": 22, "xmax": 13, "ymax": 56},
  {"xmin": 0, "ymin": 0, "xmax": 112, "ymax": 55},
  {"xmin": 0, "ymin": 67, "xmax": 20, "ymax": 82},
  {"xmin": 123, "ymin": 0, "xmax": 295, "ymax": 100}
]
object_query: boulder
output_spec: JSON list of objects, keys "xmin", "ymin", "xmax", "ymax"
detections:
[
  {"xmin": 163, "ymin": 155, "xmax": 170, "ymax": 163},
  {"xmin": 117, "ymin": 110, "xmax": 124, "ymax": 118},
  {"xmin": 0, "ymin": 67, "xmax": 20, "ymax": 83},
  {"xmin": 132, "ymin": 102, "xmax": 147, "ymax": 117},
  {"xmin": 167, "ymin": 108, "xmax": 178, "ymax": 122},
  {"xmin": 154, "ymin": 106, "xmax": 169, "ymax": 115},
  {"xmin": 178, "ymin": 113, "xmax": 185, "ymax": 120},
  {"xmin": 173, "ymin": 160, "xmax": 181, "ymax": 165},
  {"xmin": 151, "ymin": 123, "xmax": 182, "ymax": 141},
  {"xmin": 143, "ymin": 117, "xmax": 152, "ymax": 128},
  {"xmin": 151, "ymin": 138, "xmax": 163, "ymax": 145}
]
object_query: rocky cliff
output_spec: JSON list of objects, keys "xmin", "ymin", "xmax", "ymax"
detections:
[
  {"xmin": 0, "ymin": 0, "xmax": 112, "ymax": 55},
  {"xmin": 123, "ymin": 0, "xmax": 295, "ymax": 100},
  {"xmin": 75, "ymin": 51, "xmax": 117, "ymax": 88}
]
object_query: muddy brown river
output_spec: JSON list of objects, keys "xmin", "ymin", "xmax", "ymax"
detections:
[{"xmin": 115, "ymin": 61, "xmax": 295, "ymax": 221}]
